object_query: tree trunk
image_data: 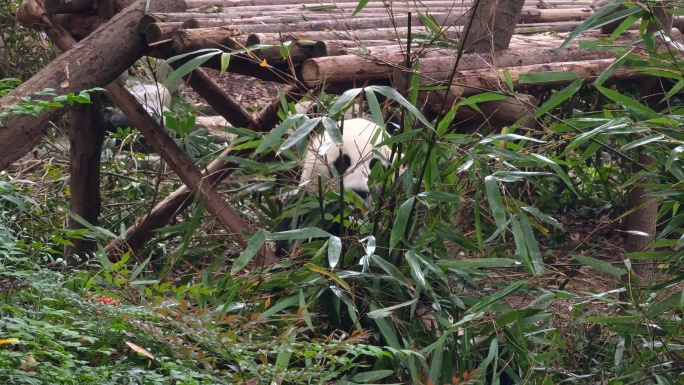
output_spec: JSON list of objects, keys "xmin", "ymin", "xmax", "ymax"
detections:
[
  {"xmin": 461, "ymin": 0, "xmax": 526, "ymax": 53},
  {"xmin": 1, "ymin": 0, "xmax": 148, "ymax": 172},
  {"xmin": 624, "ymin": 6, "xmax": 672, "ymax": 279},
  {"xmin": 624, "ymin": 156, "xmax": 658, "ymax": 279},
  {"xmin": 64, "ymin": 93, "xmax": 106, "ymax": 264}
]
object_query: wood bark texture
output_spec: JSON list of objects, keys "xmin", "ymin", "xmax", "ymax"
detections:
[
  {"xmin": 1, "ymin": 0, "xmax": 147, "ymax": 171},
  {"xmin": 461, "ymin": 0, "xmax": 526, "ymax": 53},
  {"xmin": 64, "ymin": 93, "xmax": 106, "ymax": 263}
]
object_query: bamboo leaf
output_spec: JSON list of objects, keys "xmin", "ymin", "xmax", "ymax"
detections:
[
  {"xmin": 535, "ymin": 79, "xmax": 583, "ymax": 118},
  {"xmin": 279, "ymin": 117, "xmax": 322, "ymax": 151},
  {"xmin": 484, "ymin": 176, "xmax": 507, "ymax": 235},
  {"xmin": 596, "ymin": 85, "xmax": 660, "ymax": 120},
  {"xmin": 258, "ymin": 295, "xmax": 299, "ymax": 320},
  {"xmin": 231, "ymin": 229, "xmax": 266, "ymax": 274},
  {"xmin": 521, "ymin": 206, "xmax": 562, "ymax": 230},
  {"xmin": 520, "ymin": 212, "xmax": 544, "ymax": 275},
  {"xmin": 622, "ymin": 134, "xmax": 663, "ymax": 151},
  {"xmin": 390, "ymin": 196, "xmax": 415, "ymax": 252},
  {"xmin": 519, "ymin": 71, "xmax": 578, "ymax": 84},
  {"xmin": 351, "ymin": 0, "xmax": 369, "ymax": 17},
  {"xmin": 267, "ymin": 227, "xmax": 331, "ymax": 240},
  {"xmin": 437, "ymin": 258, "xmax": 515, "ymax": 270},
  {"xmin": 304, "ymin": 263, "xmax": 352, "ymax": 293},
  {"xmin": 418, "ymin": 190, "xmax": 460, "ymax": 203},
  {"xmin": 164, "ymin": 50, "xmax": 220, "ymax": 86},
  {"xmin": 405, "ymin": 251, "xmax": 426, "ymax": 287},
  {"xmin": 328, "ymin": 236, "xmax": 342, "ymax": 269},
  {"xmin": 367, "ymin": 298, "xmax": 418, "ymax": 318},
  {"xmin": 256, "ymin": 114, "xmax": 306, "ymax": 154},
  {"xmin": 573, "ymin": 254, "xmax": 626, "ymax": 277},
  {"xmin": 468, "ymin": 280, "xmax": 527, "ymax": 314}
]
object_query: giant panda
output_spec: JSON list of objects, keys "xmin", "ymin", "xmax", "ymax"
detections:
[
  {"xmin": 275, "ymin": 117, "xmax": 398, "ymax": 257},
  {"xmin": 299, "ymin": 117, "xmax": 395, "ymax": 200}
]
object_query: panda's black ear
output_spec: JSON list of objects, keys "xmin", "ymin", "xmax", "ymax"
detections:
[
  {"xmin": 369, "ymin": 158, "xmax": 388, "ymax": 172},
  {"xmin": 333, "ymin": 153, "xmax": 352, "ymax": 175}
]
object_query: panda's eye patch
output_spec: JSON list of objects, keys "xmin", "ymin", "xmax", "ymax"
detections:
[
  {"xmin": 369, "ymin": 158, "xmax": 388, "ymax": 172},
  {"xmin": 332, "ymin": 153, "xmax": 352, "ymax": 175}
]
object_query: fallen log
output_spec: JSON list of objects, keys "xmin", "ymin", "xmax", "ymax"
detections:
[
  {"xmin": 151, "ymin": 11, "xmax": 469, "ymax": 30},
  {"xmin": 301, "ymin": 46, "xmax": 454, "ymax": 86},
  {"xmin": 394, "ymin": 28, "xmax": 682, "ymax": 91},
  {"xmin": 450, "ymin": 58, "xmax": 639, "ymax": 97},
  {"xmin": 423, "ymin": 91, "xmax": 538, "ymax": 129},
  {"xmin": 45, "ymin": 0, "xmax": 94, "ymax": 14},
  {"xmin": 172, "ymin": 28, "xmax": 239, "ymax": 53},
  {"xmin": 184, "ymin": 0, "xmax": 471, "ymax": 7}
]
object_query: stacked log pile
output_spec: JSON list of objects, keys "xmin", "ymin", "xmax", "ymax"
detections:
[{"xmin": 14, "ymin": 0, "xmax": 683, "ymax": 263}]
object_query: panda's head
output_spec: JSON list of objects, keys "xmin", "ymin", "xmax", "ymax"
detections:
[{"xmin": 300, "ymin": 118, "xmax": 394, "ymax": 199}]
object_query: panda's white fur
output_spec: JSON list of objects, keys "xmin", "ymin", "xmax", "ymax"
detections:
[{"xmin": 300, "ymin": 118, "xmax": 393, "ymax": 198}]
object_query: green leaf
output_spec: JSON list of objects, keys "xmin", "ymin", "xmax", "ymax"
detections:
[
  {"xmin": 510, "ymin": 216, "xmax": 531, "ymax": 272},
  {"xmin": 219, "ymin": 52, "xmax": 230, "ymax": 74},
  {"xmin": 438, "ymin": 258, "xmax": 515, "ymax": 269},
  {"xmin": 351, "ymin": 0, "xmax": 369, "ymax": 17},
  {"xmin": 519, "ymin": 71, "xmax": 579, "ymax": 84},
  {"xmin": 256, "ymin": 114, "xmax": 305, "ymax": 155},
  {"xmin": 305, "ymin": 264, "xmax": 351, "ymax": 293},
  {"xmin": 521, "ymin": 206, "xmax": 562, "ymax": 230},
  {"xmin": 666, "ymin": 145, "xmax": 684, "ymax": 171},
  {"xmin": 418, "ymin": 11, "xmax": 443, "ymax": 36},
  {"xmin": 645, "ymin": 292, "xmax": 682, "ymax": 318},
  {"xmin": 367, "ymin": 299, "xmax": 418, "ymax": 318},
  {"xmin": 520, "ymin": 212, "xmax": 544, "ymax": 275},
  {"xmin": 370, "ymin": 254, "xmax": 411, "ymax": 286},
  {"xmin": 572, "ymin": 254, "xmax": 626, "ymax": 277},
  {"xmin": 535, "ymin": 79, "xmax": 583, "ymax": 118},
  {"xmin": 163, "ymin": 50, "xmax": 220, "ymax": 86},
  {"xmin": 366, "ymin": 85, "xmax": 433, "ymax": 129},
  {"xmin": 484, "ymin": 176, "xmax": 507, "ymax": 235},
  {"xmin": 529, "ymin": 153, "xmax": 578, "ymax": 196},
  {"xmin": 371, "ymin": 304, "xmax": 401, "ymax": 349},
  {"xmin": 267, "ymin": 227, "xmax": 330, "ymax": 240},
  {"xmin": 582, "ymin": 316, "xmax": 639, "ymax": 323},
  {"xmin": 405, "ymin": 251, "xmax": 426, "ymax": 287},
  {"xmin": 418, "ymin": 190, "xmax": 460, "ymax": 203},
  {"xmin": 390, "ymin": 196, "xmax": 415, "ymax": 252},
  {"xmin": 622, "ymin": 134, "xmax": 663, "ymax": 151},
  {"xmin": 258, "ymin": 295, "xmax": 299, "ymax": 320},
  {"xmin": 350, "ymin": 370, "xmax": 395, "ymax": 383},
  {"xmin": 593, "ymin": 53, "xmax": 627, "ymax": 87},
  {"xmin": 469, "ymin": 280, "xmax": 527, "ymax": 314},
  {"xmin": 595, "ymin": 85, "xmax": 660, "ymax": 120},
  {"xmin": 328, "ymin": 88, "xmax": 363, "ymax": 116},
  {"xmin": 504, "ymin": 71, "xmax": 514, "ymax": 92},
  {"xmin": 559, "ymin": 5, "xmax": 642, "ymax": 50},
  {"xmin": 479, "ymin": 133, "xmax": 546, "ymax": 144},
  {"xmin": 279, "ymin": 117, "xmax": 322, "ymax": 151},
  {"xmin": 231, "ymin": 229, "xmax": 266, "ymax": 274},
  {"xmin": 328, "ymin": 236, "xmax": 341, "ymax": 269}
]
